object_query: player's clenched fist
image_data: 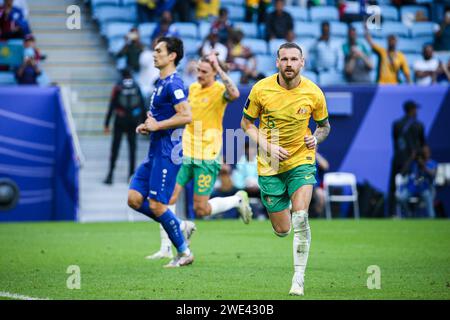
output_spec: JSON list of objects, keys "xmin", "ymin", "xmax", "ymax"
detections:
[
  {"xmin": 304, "ymin": 135, "xmax": 317, "ymax": 150},
  {"xmin": 136, "ymin": 123, "xmax": 150, "ymax": 135},
  {"xmin": 144, "ymin": 116, "xmax": 160, "ymax": 132}
]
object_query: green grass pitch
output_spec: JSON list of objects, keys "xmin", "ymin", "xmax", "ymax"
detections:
[{"xmin": 0, "ymin": 219, "xmax": 449, "ymax": 300}]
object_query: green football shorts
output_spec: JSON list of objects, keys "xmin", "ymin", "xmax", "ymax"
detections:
[
  {"xmin": 176, "ymin": 157, "xmax": 221, "ymax": 196},
  {"xmin": 258, "ymin": 164, "xmax": 317, "ymax": 213}
]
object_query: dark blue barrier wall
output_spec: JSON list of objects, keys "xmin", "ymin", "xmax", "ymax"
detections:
[
  {"xmin": 0, "ymin": 86, "xmax": 79, "ymax": 221},
  {"xmin": 214, "ymin": 84, "xmax": 450, "ymax": 216}
]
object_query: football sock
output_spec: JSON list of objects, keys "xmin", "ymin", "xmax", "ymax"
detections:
[
  {"xmin": 292, "ymin": 210, "xmax": 311, "ymax": 278},
  {"xmin": 158, "ymin": 204, "xmax": 179, "ymax": 251},
  {"xmin": 155, "ymin": 209, "xmax": 188, "ymax": 254},
  {"xmin": 208, "ymin": 195, "xmax": 241, "ymax": 216}
]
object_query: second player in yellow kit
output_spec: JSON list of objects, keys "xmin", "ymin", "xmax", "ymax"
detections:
[
  {"xmin": 241, "ymin": 42, "xmax": 331, "ymax": 296},
  {"xmin": 147, "ymin": 52, "xmax": 253, "ymax": 261}
]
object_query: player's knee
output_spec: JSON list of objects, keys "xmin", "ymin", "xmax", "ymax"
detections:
[
  {"xmin": 194, "ymin": 203, "xmax": 209, "ymax": 217},
  {"xmin": 273, "ymin": 225, "xmax": 291, "ymax": 237},
  {"xmin": 127, "ymin": 195, "xmax": 143, "ymax": 210},
  {"xmin": 149, "ymin": 200, "xmax": 166, "ymax": 216}
]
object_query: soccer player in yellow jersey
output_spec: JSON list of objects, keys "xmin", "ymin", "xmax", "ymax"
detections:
[
  {"xmin": 147, "ymin": 52, "xmax": 253, "ymax": 260},
  {"xmin": 241, "ymin": 42, "xmax": 331, "ymax": 295}
]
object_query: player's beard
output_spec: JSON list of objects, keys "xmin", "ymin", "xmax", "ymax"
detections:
[{"xmin": 281, "ymin": 67, "xmax": 300, "ymax": 82}]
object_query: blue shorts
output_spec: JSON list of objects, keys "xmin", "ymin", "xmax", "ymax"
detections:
[{"xmin": 129, "ymin": 156, "xmax": 181, "ymax": 204}]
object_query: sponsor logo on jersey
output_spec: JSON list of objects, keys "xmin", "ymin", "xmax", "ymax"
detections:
[
  {"xmin": 174, "ymin": 89, "xmax": 185, "ymax": 100},
  {"xmin": 244, "ymin": 98, "xmax": 250, "ymax": 110}
]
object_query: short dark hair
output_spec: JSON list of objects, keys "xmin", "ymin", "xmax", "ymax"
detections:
[
  {"xmin": 277, "ymin": 42, "xmax": 303, "ymax": 58},
  {"xmin": 156, "ymin": 36, "xmax": 184, "ymax": 66},
  {"xmin": 121, "ymin": 68, "xmax": 132, "ymax": 79},
  {"xmin": 403, "ymin": 100, "xmax": 418, "ymax": 113},
  {"xmin": 321, "ymin": 21, "xmax": 330, "ymax": 28}
]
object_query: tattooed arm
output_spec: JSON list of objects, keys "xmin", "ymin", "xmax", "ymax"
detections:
[
  {"xmin": 208, "ymin": 52, "xmax": 240, "ymax": 101},
  {"xmin": 304, "ymin": 119, "xmax": 331, "ymax": 149}
]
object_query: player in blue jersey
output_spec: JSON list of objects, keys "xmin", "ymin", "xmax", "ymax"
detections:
[{"xmin": 127, "ymin": 37, "xmax": 195, "ymax": 268}]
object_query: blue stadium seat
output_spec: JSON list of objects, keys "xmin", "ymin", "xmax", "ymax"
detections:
[
  {"xmin": 372, "ymin": 22, "xmax": 409, "ymax": 38},
  {"xmin": 414, "ymin": 36, "xmax": 434, "ymax": 47},
  {"xmin": 121, "ymin": 0, "xmax": 137, "ymax": 6},
  {"xmin": 379, "ymin": 5, "xmax": 399, "ymax": 21},
  {"xmin": 234, "ymin": 22, "xmax": 259, "ymax": 39},
  {"xmin": 309, "ymin": 6, "xmax": 339, "ymax": 21},
  {"xmin": 172, "ymin": 22, "xmax": 198, "ymax": 39},
  {"xmin": 198, "ymin": 21, "xmax": 211, "ymax": 39},
  {"xmin": 351, "ymin": 22, "xmax": 365, "ymax": 36},
  {"xmin": 318, "ymin": 71, "xmax": 346, "ymax": 86},
  {"xmin": 302, "ymin": 70, "xmax": 318, "ymax": 83},
  {"xmin": 229, "ymin": 71, "xmax": 242, "ymax": 84},
  {"xmin": 0, "ymin": 72, "xmax": 16, "ymax": 85},
  {"xmin": 400, "ymin": 5, "xmax": 429, "ymax": 21},
  {"xmin": 435, "ymin": 52, "xmax": 450, "ymax": 63},
  {"xmin": 330, "ymin": 21, "xmax": 348, "ymax": 38},
  {"xmin": 95, "ymin": 6, "xmax": 137, "ymax": 23},
  {"xmin": 91, "ymin": 0, "xmax": 120, "ymax": 8},
  {"xmin": 182, "ymin": 38, "xmax": 202, "ymax": 56},
  {"xmin": 410, "ymin": 22, "xmax": 436, "ymax": 38},
  {"xmin": 284, "ymin": 6, "xmax": 308, "ymax": 22},
  {"xmin": 226, "ymin": 5, "xmax": 245, "ymax": 22},
  {"xmin": 242, "ymin": 38, "xmax": 267, "ymax": 55},
  {"xmin": 221, "ymin": 0, "xmax": 243, "ymax": 6},
  {"xmin": 104, "ymin": 22, "xmax": 133, "ymax": 39},
  {"xmin": 138, "ymin": 22, "xmax": 157, "ymax": 40},
  {"xmin": 405, "ymin": 53, "xmax": 423, "ymax": 69},
  {"xmin": 397, "ymin": 38, "xmax": 422, "ymax": 54},
  {"xmin": 255, "ymin": 54, "xmax": 277, "ymax": 76},
  {"xmin": 108, "ymin": 37, "xmax": 125, "ymax": 55},
  {"xmin": 268, "ymin": 38, "xmax": 286, "ymax": 56},
  {"xmin": 297, "ymin": 38, "xmax": 316, "ymax": 53},
  {"xmin": 294, "ymin": 22, "xmax": 320, "ymax": 39}
]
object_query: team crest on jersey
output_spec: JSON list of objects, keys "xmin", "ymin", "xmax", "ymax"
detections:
[{"xmin": 297, "ymin": 107, "xmax": 308, "ymax": 114}]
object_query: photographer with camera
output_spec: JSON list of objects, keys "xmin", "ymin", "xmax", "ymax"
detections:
[
  {"xmin": 117, "ymin": 27, "xmax": 144, "ymax": 74},
  {"xmin": 15, "ymin": 47, "xmax": 41, "ymax": 84},
  {"xmin": 397, "ymin": 145, "xmax": 438, "ymax": 218},
  {"xmin": 103, "ymin": 69, "xmax": 146, "ymax": 185}
]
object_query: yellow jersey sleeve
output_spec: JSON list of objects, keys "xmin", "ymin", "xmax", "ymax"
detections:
[
  {"xmin": 399, "ymin": 52, "xmax": 411, "ymax": 79},
  {"xmin": 371, "ymin": 42, "xmax": 385, "ymax": 56},
  {"xmin": 312, "ymin": 89, "xmax": 328, "ymax": 124},
  {"xmin": 243, "ymin": 85, "xmax": 261, "ymax": 120}
]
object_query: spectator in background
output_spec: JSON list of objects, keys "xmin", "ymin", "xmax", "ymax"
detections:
[
  {"xmin": 434, "ymin": 8, "xmax": 450, "ymax": 51},
  {"xmin": 150, "ymin": 11, "xmax": 179, "ymax": 48},
  {"xmin": 172, "ymin": 0, "xmax": 194, "ymax": 22},
  {"xmin": 365, "ymin": 29, "xmax": 411, "ymax": 84},
  {"xmin": 343, "ymin": 26, "xmax": 373, "ymax": 83},
  {"xmin": 265, "ymin": 0, "xmax": 294, "ymax": 42},
  {"xmin": 414, "ymin": 43, "xmax": 439, "ymax": 85},
  {"xmin": 181, "ymin": 58, "xmax": 198, "ymax": 87},
  {"xmin": 232, "ymin": 141, "xmax": 266, "ymax": 219},
  {"xmin": 211, "ymin": 7, "xmax": 234, "ymax": 45},
  {"xmin": 0, "ymin": 0, "xmax": 28, "ymax": 18},
  {"xmin": 310, "ymin": 21, "xmax": 343, "ymax": 73},
  {"xmin": 388, "ymin": 100, "xmax": 426, "ymax": 217},
  {"xmin": 195, "ymin": 0, "xmax": 220, "ymax": 22},
  {"xmin": 227, "ymin": 29, "xmax": 263, "ymax": 84},
  {"xmin": 199, "ymin": 29, "xmax": 228, "ymax": 62},
  {"xmin": 310, "ymin": 151, "xmax": 329, "ymax": 218},
  {"xmin": 137, "ymin": 48, "xmax": 159, "ymax": 99},
  {"xmin": 104, "ymin": 69, "xmax": 146, "ymax": 185},
  {"xmin": 15, "ymin": 47, "xmax": 40, "ymax": 84},
  {"xmin": 136, "ymin": 0, "xmax": 175, "ymax": 24},
  {"xmin": 436, "ymin": 58, "xmax": 450, "ymax": 84},
  {"xmin": 210, "ymin": 164, "xmax": 239, "ymax": 219},
  {"xmin": 117, "ymin": 27, "xmax": 144, "ymax": 74},
  {"xmin": 24, "ymin": 34, "xmax": 45, "ymax": 63},
  {"xmin": 397, "ymin": 145, "xmax": 437, "ymax": 218},
  {"xmin": 245, "ymin": 0, "xmax": 270, "ymax": 25},
  {"xmin": 0, "ymin": 0, "xmax": 31, "ymax": 39}
]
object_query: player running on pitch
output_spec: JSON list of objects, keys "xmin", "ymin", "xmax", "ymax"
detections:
[
  {"xmin": 147, "ymin": 51, "xmax": 253, "ymax": 260},
  {"xmin": 127, "ymin": 37, "xmax": 195, "ymax": 268},
  {"xmin": 241, "ymin": 42, "xmax": 330, "ymax": 295}
]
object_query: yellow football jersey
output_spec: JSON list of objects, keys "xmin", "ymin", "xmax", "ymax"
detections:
[
  {"xmin": 243, "ymin": 74, "xmax": 328, "ymax": 176},
  {"xmin": 196, "ymin": 0, "xmax": 220, "ymax": 19},
  {"xmin": 183, "ymin": 81, "xmax": 227, "ymax": 160}
]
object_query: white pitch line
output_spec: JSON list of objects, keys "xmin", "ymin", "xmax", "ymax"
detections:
[{"xmin": 0, "ymin": 291, "xmax": 50, "ymax": 300}]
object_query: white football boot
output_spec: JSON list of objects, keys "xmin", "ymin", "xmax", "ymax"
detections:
[
  {"xmin": 235, "ymin": 190, "xmax": 253, "ymax": 224},
  {"xmin": 164, "ymin": 251, "xmax": 195, "ymax": 268},
  {"xmin": 289, "ymin": 272, "xmax": 305, "ymax": 296}
]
